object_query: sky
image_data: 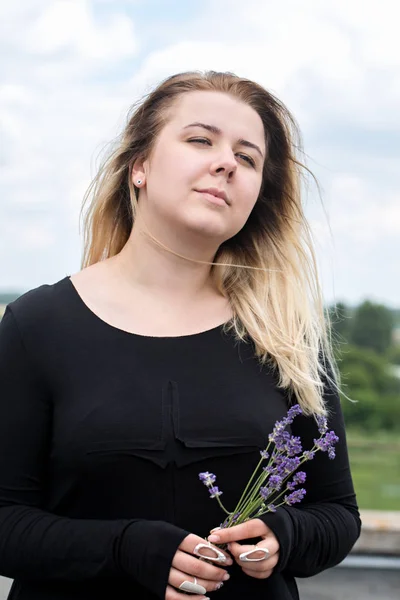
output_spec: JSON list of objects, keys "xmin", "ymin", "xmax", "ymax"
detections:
[{"xmin": 0, "ymin": 0, "xmax": 399, "ymax": 308}]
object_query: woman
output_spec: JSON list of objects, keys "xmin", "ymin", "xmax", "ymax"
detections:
[{"xmin": 0, "ymin": 70, "xmax": 361, "ymax": 600}]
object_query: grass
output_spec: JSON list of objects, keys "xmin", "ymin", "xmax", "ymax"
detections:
[{"xmin": 347, "ymin": 429, "xmax": 400, "ymax": 510}]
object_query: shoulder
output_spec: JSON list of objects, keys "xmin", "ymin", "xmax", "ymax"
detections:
[{"xmin": 6, "ymin": 276, "xmax": 72, "ymax": 335}]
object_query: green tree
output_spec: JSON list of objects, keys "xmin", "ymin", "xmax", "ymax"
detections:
[
  {"xmin": 336, "ymin": 344, "xmax": 400, "ymax": 431},
  {"xmin": 386, "ymin": 345, "xmax": 400, "ymax": 366},
  {"xmin": 327, "ymin": 302, "xmax": 352, "ymax": 344},
  {"xmin": 349, "ymin": 301, "xmax": 394, "ymax": 355}
]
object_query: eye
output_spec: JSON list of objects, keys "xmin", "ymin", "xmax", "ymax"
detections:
[
  {"xmin": 237, "ymin": 153, "xmax": 256, "ymax": 168},
  {"xmin": 187, "ymin": 138, "xmax": 256, "ymax": 168},
  {"xmin": 188, "ymin": 137, "xmax": 212, "ymax": 145}
]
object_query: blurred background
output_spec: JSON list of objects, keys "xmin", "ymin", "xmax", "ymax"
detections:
[{"xmin": 0, "ymin": 1, "xmax": 399, "ymax": 598}]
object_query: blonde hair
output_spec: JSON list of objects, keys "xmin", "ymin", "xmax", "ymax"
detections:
[{"xmin": 81, "ymin": 70, "xmax": 342, "ymax": 416}]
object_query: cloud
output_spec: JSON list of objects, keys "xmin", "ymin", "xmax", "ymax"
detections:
[
  {"xmin": 27, "ymin": 0, "xmax": 137, "ymax": 60},
  {"xmin": 0, "ymin": 0, "xmax": 398, "ymax": 306}
]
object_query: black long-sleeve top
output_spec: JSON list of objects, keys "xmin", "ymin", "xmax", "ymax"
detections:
[{"xmin": 0, "ymin": 276, "xmax": 361, "ymax": 600}]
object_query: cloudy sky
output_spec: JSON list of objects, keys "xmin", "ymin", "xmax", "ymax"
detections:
[{"xmin": 1, "ymin": 0, "xmax": 399, "ymax": 307}]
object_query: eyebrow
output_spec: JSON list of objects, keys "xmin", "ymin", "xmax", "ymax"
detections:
[{"xmin": 182, "ymin": 122, "xmax": 264, "ymax": 159}]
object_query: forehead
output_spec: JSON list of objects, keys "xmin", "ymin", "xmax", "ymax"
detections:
[{"xmin": 166, "ymin": 90, "xmax": 265, "ymax": 149}]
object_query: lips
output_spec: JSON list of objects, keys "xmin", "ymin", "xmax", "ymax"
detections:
[{"xmin": 195, "ymin": 188, "xmax": 229, "ymax": 205}]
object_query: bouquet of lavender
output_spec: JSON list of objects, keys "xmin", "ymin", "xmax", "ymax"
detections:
[{"xmin": 199, "ymin": 405, "xmax": 338, "ymax": 530}]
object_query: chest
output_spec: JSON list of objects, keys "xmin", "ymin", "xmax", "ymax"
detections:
[{"xmin": 46, "ymin": 331, "xmax": 289, "ymax": 468}]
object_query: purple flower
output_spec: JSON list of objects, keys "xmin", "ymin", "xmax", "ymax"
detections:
[
  {"xmin": 198, "ymin": 404, "xmax": 338, "ymax": 526},
  {"xmin": 269, "ymin": 425, "xmax": 288, "ymax": 447},
  {"xmin": 285, "ymin": 435, "xmax": 303, "ymax": 457},
  {"xmin": 286, "ymin": 404, "xmax": 303, "ymax": 423},
  {"xmin": 284, "ymin": 488, "xmax": 306, "ymax": 505},
  {"xmin": 269, "ymin": 475, "xmax": 283, "ymax": 489},
  {"xmin": 316, "ymin": 414, "xmax": 328, "ymax": 435},
  {"xmin": 287, "ymin": 471, "xmax": 307, "ymax": 490},
  {"xmin": 263, "ymin": 464, "xmax": 275, "ymax": 475},
  {"xmin": 260, "ymin": 474, "xmax": 284, "ymax": 499},
  {"xmin": 199, "ymin": 472, "xmax": 217, "ymax": 486},
  {"xmin": 293, "ymin": 471, "xmax": 307, "ymax": 485},
  {"xmin": 278, "ymin": 456, "xmax": 301, "ymax": 475},
  {"xmin": 209, "ymin": 486, "xmax": 223, "ymax": 498},
  {"xmin": 303, "ymin": 450, "xmax": 315, "ymax": 461},
  {"xmin": 314, "ymin": 431, "xmax": 339, "ymax": 454},
  {"xmin": 232, "ymin": 512, "xmax": 241, "ymax": 523},
  {"xmin": 260, "ymin": 486, "xmax": 272, "ymax": 500}
]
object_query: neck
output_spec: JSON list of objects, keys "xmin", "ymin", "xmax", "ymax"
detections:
[{"xmin": 109, "ymin": 216, "xmax": 223, "ymax": 303}]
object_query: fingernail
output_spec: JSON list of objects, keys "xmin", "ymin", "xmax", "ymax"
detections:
[
  {"xmin": 215, "ymin": 582, "xmax": 224, "ymax": 590},
  {"xmin": 223, "ymin": 573, "xmax": 230, "ymax": 581},
  {"xmin": 210, "ymin": 526, "xmax": 222, "ymax": 533},
  {"xmin": 208, "ymin": 534, "xmax": 220, "ymax": 543}
]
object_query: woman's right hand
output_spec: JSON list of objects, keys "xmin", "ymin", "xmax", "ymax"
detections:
[{"xmin": 166, "ymin": 533, "xmax": 233, "ymax": 599}]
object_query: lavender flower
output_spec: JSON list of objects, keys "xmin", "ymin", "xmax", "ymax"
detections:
[
  {"xmin": 286, "ymin": 471, "xmax": 307, "ymax": 490},
  {"xmin": 285, "ymin": 435, "xmax": 303, "ymax": 457},
  {"xmin": 292, "ymin": 471, "xmax": 307, "ymax": 485},
  {"xmin": 209, "ymin": 486, "xmax": 223, "ymax": 498},
  {"xmin": 303, "ymin": 450, "xmax": 315, "ymax": 461},
  {"xmin": 260, "ymin": 474, "xmax": 283, "ymax": 499},
  {"xmin": 263, "ymin": 464, "xmax": 275, "ymax": 475},
  {"xmin": 314, "ymin": 431, "xmax": 339, "ymax": 455},
  {"xmin": 284, "ymin": 488, "xmax": 306, "ymax": 505},
  {"xmin": 316, "ymin": 414, "xmax": 328, "ymax": 435},
  {"xmin": 277, "ymin": 456, "xmax": 301, "ymax": 475},
  {"xmin": 199, "ymin": 472, "xmax": 217, "ymax": 486},
  {"xmin": 269, "ymin": 475, "xmax": 283, "ymax": 489},
  {"xmin": 198, "ymin": 404, "xmax": 338, "ymax": 530},
  {"xmin": 286, "ymin": 404, "xmax": 303, "ymax": 423}
]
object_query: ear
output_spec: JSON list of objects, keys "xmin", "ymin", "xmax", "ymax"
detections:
[{"xmin": 131, "ymin": 156, "xmax": 147, "ymax": 186}]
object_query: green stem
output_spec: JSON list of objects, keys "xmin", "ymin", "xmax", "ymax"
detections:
[
  {"xmin": 230, "ymin": 444, "xmax": 322, "ymax": 524},
  {"xmin": 215, "ymin": 494, "xmax": 232, "ymax": 516},
  {"xmin": 228, "ymin": 445, "xmax": 274, "ymax": 519}
]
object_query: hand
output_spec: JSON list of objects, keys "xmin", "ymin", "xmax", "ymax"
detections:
[
  {"xmin": 207, "ymin": 518, "xmax": 280, "ymax": 580},
  {"xmin": 166, "ymin": 533, "xmax": 233, "ymax": 599}
]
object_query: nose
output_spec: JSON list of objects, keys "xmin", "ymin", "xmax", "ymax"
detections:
[{"xmin": 210, "ymin": 147, "xmax": 237, "ymax": 178}]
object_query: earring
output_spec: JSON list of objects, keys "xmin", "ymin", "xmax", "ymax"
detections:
[{"xmin": 136, "ymin": 179, "xmax": 142, "ymax": 185}]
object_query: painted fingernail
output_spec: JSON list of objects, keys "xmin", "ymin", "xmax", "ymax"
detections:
[
  {"xmin": 208, "ymin": 534, "xmax": 220, "ymax": 543},
  {"xmin": 215, "ymin": 582, "xmax": 224, "ymax": 590},
  {"xmin": 223, "ymin": 573, "xmax": 230, "ymax": 581}
]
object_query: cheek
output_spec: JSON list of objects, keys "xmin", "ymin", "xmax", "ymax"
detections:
[{"xmin": 237, "ymin": 183, "xmax": 260, "ymax": 217}]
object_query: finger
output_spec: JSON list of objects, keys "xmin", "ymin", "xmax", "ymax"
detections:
[
  {"xmin": 180, "ymin": 533, "xmax": 232, "ymax": 563},
  {"xmin": 207, "ymin": 519, "xmax": 269, "ymax": 544},
  {"xmin": 229, "ymin": 542, "xmax": 271, "ymax": 564},
  {"xmin": 172, "ymin": 549, "xmax": 231, "ymax": 581},
  {"xmin": 228, "ymin": 534, "xmax": 279, "ymax": 559},
  {"xmin": 165, "ymin": 583, "xmax": 209, "ymax": 600},
  {"xmin": 228, "ymin": 541, "xmax": 279, "ymax": 572},
  {"xmin": 168, "ymin": 566, "xmax": 226, "ymax": 594}
]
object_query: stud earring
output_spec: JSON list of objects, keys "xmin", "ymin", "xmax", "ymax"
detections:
[{"xmin": 136, "ymin": 179, "xmax": 142, "ymax": 185}]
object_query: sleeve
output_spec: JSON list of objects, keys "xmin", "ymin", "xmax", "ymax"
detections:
[
  {"xmin": 259, "ymin": 361, "xmax": 361, "ymax": 578},
  {"xmin": 0, "ymin": 306, "xmax": 189, "ymax": 598}
]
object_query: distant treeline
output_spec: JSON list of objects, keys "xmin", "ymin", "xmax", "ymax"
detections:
[{"xmin": 327, "ymin": 301, "xmax": 400, "ymax": 432}]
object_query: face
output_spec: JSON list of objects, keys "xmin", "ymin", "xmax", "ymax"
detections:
[{"xmin": 133, "ymin": 90, "xmax": 266, "ymax": 247}]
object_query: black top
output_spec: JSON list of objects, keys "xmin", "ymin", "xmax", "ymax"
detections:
[{"xmin": 0, "ymin": 276, "xmax": 361, "ymax": 600}]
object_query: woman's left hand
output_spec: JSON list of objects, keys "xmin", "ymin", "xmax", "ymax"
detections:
[{"xmin": 207, "ymin": 518, "xmax": 280, "ymax": 580}]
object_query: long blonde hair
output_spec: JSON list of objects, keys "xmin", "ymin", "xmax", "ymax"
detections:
[{"xmin": 81, "ymin": 70, "xmax": 342, "ymax": 416}]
